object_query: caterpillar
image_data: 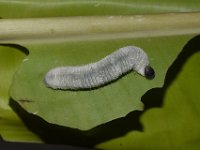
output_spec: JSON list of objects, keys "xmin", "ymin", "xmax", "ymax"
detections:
[{"xmin": 44, "ymin": 46, "xmax": 155, "ymax": 90}]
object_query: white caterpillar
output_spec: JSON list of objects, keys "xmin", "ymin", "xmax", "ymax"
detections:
[{"xmin": 44, "ymin": 46, "xmax": 155, "ymax": 90}]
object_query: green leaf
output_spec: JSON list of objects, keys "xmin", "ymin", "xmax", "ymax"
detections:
[{"xmin": 0, "ymin": 0, "xmax": 200, "ymax": 18}]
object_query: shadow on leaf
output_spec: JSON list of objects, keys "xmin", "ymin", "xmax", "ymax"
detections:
[
  {"xmin": 142, "ymin": 34, "xmax": 200, "ymax": 110},
  {"xmin": 0, "ymin": 44, "xmax": 29, "ymax": 55},
  {"xmin": 9, "ymin": 34, "xmax": 200, "ymax": 148}
]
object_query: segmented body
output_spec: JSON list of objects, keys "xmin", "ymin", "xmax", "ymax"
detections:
[{"xmin": 44, "ymin": 46, "xmax": 154, "ymax": 90}]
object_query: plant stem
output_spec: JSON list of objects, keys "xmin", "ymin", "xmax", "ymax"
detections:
[{"xmin": 0, "ymin": 12, "xmax": 200, "ymax": 43}]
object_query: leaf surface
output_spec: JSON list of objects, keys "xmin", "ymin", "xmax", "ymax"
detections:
[{"xmin": 9, "ymin": 32, "xmax": 195, "ymax": 130}]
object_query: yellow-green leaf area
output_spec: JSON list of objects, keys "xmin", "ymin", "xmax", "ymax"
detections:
[
  {"xmin": 0, "ymin": 46, "xmax": 41, "ymax": 142},
  {"xmin": 0, "ymin": 0, "xmax": 200, "ymax": 18}
]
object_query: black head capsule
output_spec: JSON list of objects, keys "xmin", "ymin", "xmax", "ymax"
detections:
[{"xmin": 144, "ymin": 65, "xmax": 155, "ymax": 80}]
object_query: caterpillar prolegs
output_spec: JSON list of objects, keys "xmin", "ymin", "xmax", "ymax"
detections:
[{"xmin": 44, "ymin": 46, "xmax": 155, "ymax": 90}]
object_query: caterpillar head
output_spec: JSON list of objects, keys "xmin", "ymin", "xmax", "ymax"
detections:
[
  {"xmin": 135, "ymin": 60, "xmax": 155, "ymax": 80},
  {"xmin": 136, "ymin": 64, "xmax": 155, "ymax": 80},
  {"xmin": 144, "ymin": 65, "xmax": 155, "ymax": 79},
  {"xmin": 130, "ymin": 47, "xmax": 155, "ymax": 80}
]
